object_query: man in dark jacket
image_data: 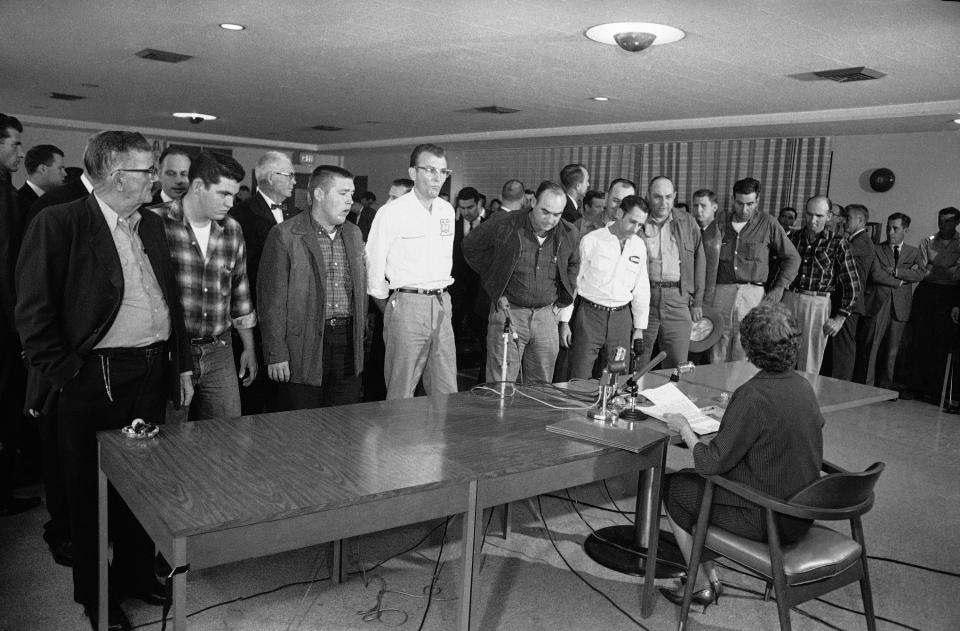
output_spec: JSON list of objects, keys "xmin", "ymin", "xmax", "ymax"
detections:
[
  {"xmin": 16, "ymin": 130, "xmax": 193, "ymax": 630},
  {"xmin": 462, "ymin": 182, "xmax": 580, "ymax": 384}
]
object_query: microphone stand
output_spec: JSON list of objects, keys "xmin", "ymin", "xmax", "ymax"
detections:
[
  {"xmin": 500, "ymin": 315, "xmax": 511, "ymax": 399},
  {"xmin": 618, "ymin": 350, "xmax": 668, "ymax": 424}
]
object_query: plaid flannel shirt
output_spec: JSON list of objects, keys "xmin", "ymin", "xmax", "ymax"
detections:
[
  {"xmin": 156, "ymin": 200, "xmax": 257, "ymax": 338},
  {"xmin": 788, "ymin": 228, "xmax": 861, "ymax": 317}
]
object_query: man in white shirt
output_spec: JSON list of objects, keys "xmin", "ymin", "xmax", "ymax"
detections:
[
  {"xmin": 569, "ymin": 196, "xmax": 650, "ymax": 379},
  {"xmin": 365, "ymin": 143, "xmax": 458, "ymax": 399}
]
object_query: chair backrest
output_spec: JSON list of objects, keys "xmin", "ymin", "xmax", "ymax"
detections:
[{"xmin": 787, "ymin": 462, "xmax": 885, "ymax": 518}]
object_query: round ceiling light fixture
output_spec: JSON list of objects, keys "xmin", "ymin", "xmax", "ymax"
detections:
[
  {"xmin": 173, "ymin": 112, "xmax": 217, "ymax": 124},
  {"xmin": 591, "ymin": 96, "xmax": 610, "ymax": 101},
  {"xmin": 585, "ymin": 22, "xmax": 685, "ymax": 52},
  {"xmin": 219, "ymin": 23, "xmax": 245, "ymax": 31}
]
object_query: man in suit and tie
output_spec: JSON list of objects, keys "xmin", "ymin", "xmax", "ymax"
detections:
[
  {"xmin": 229, "ymin": 150, "xmax": 298, "ymax": 413},
  {"xmin": 832, "ymin": 204, "xmax": 877, "ymax": 380},
  {"xmin": 150, "ymin": 146, "xmax": 191, "ymax": 205},
  {"xmin": 855, "ymin": 212, "xmax": 926, "ymax": 388},
  {"xmin": 451, "ymin": 187, "xmax": 487, "ymax": 378},
  {"xmin": 17, "ymin": 144, "xmax": 66, "ymax": 219},
  {"xmin": 560, "ymin": 163, "xmax": 590, "ymax": 224},
  {"xmin": 259, "ymin": 165, "xmax": 366, "ymax": 409},
  {"xmin": 16, "ymin": 130, "xmax": 193, "ymax": 630}
]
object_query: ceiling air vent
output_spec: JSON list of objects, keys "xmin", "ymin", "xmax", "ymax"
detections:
[
  {"xmin": 135, "ymin": 48, "xmax": 193, "ymax": 63},
  {"xmin": 473, "ymin": 105, "xmax": 520, "ymax": 114},
  {"xmin": 812, "ymin": 66, "xmax": 885, "ymax": 82},
  {"xmin": 311, "ymin": 124, "xmax": 344, "ymax": 131},
  {"xmin": 50, "ymin": 92, "xmax": 85, "ymax": 101}
]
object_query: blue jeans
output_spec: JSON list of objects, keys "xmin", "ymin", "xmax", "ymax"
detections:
[{"xmin": 170, "ymin": 337, "xmax": 241, "ymax": 422}]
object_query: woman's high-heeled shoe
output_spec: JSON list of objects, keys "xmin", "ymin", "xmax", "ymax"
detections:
[{"xmin": 659, "ymin": 580, "xmax": 721, "ymax": 613}]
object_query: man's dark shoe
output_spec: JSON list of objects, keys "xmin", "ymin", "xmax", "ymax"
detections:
[
  {"xmin": 85, "ymin": 599, "xmax": 131, "ymax": 631},
  {"xmin": 46, "ymin": 538, "xmax": 74, "ymax": 567},
  {"xmin": 0, "ymin": 495, "xmax": 41, "ymax": 516}
]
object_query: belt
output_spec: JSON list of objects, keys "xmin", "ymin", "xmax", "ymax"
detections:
[
  {"xmin": 788, "ymin": 288, "xmax": 832, "ymax": 298},
  {"xmin": 325, "ymin": 316, "xmax": 353, "ymax": 328},
  {"xmin": 720, "ymin": 281, "xmax": 765, "ymax": 287},
  {"xmin": 93, "ymin": 340, "xmax": 165, "ymax": 357},
  {"xmin": 581, "ymin": 297, "xmax": 629, "ymax": 312},
  {"xmin": 393, "ymin": 287, "xmax": 446, "ymax": 296},
  {"xmin": 190, "ymin": 333, "xmax": 229, "ymax": 346},
  {"xmin": 650, "ymin": 281, "xmax": 680, "ymax": 288}
]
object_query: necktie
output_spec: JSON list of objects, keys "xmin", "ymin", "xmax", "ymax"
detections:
[{"xmin": 893, "ymin": 245, "xmax": 900, "ymax": 264}]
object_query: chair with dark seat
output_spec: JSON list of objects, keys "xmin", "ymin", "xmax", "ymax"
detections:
[{"xmin": 676, "ymin": 460, "xmax": 885, "ymax": 631}]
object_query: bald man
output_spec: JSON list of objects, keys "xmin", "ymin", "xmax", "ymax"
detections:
[{"xmin": 783, "ymin": 195, "xmax": 861, "ymax": 373}]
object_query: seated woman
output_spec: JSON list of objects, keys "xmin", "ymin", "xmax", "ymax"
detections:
[{"xmin": 660, "ymin": 301, "xmax": 825, "ymax": 609}]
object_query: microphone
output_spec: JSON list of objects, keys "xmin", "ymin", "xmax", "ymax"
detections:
[
  {"xmin": 607, "ymin": 346, "xmax": 629, "ymax": 374},
  {"xmin": 627, "ymin": 350, "xmax": 668, "ymax": 384},
  {"xmin": 498, "ymin": 296, "xmax": 519, "ymax": 340}
]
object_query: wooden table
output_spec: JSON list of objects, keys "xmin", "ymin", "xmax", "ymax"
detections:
[
  {"xmin": 662, "ymin": 360, "xmax": 899, "ymax": 412},
  {"xmin": 97, "ymin": 390, "xmax": 671, "ymax": 631}
]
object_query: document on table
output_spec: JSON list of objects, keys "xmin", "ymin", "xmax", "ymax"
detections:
[{"xmin": 638, "ymin": 382, "xmax": 722, "ymax": 435}]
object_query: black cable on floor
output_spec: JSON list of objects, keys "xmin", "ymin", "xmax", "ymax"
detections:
[
  {"xmin": 813, "ymin": 597, "xmax": 922, "ymax": 631},
  {"xmin": 868, "ymin": 555, "xmax": 960, "ymax": 578},
  {"xmin": 541, "ymin": 492, "xmax": 631, "ymax": 517},
  {"xmin": 600, "ymin": 480, "xmax": 635, "ymax": 524},
  {"xmin": 534, "ymin": 496, "xmax": 651, "ymax": 631},
  {"xmin": 416, "ymin": 517, "xmax": 450, "ymax": 631},
  {"xmin": 131, "ymin": 520, "xmax": 451, "ymax": 630}
]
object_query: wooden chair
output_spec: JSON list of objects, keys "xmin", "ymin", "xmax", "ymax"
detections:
[{"xmin": 677, "ymin": 460, "xmax": 885, "ymax": 631}]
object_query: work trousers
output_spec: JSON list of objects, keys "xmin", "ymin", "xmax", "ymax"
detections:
[
  {"xmin": 783, "ymin": 291, "xmax": 831, "ymax": 373},
  {"xmin": 277, "ymin": 324, "xmax": 362, "ymax": 409},
  {"xmin": 830, "ymin": 312, "xmax": 861, "ymax": 381},
  {"xmin": 855, "ymin": 301, "xmax": 907, "ymax": 387},
  {"xmin": 168, "ymin": 337, "xmax": 240, "ymax": 422},
  {"xmin": 57, "ymin": 343, "xmax": 168, "ymax": 608},
  {"xmin": 710, "ymin": 284, "xmax": 765, "ymax": 363},
  {"xmin": 569, "ymin": 301, "xmax": 632, "ymax": 380},
  {"xmin": 637, "ymin": 286, "xmax": 692, "ymax": 369},
  {"xmin": 486, "ymin": 304, "xmax": 560, "ymax": 384},
  {"xmin": 383, "ymin": 291, "xmax": 458, "ymax": 399}
]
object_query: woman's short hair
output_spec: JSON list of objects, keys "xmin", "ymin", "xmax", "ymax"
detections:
[{"xmin": 740, "ymin": 302, "xmax": 800, "ymax": 372}]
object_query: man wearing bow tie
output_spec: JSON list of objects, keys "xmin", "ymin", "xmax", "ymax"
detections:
[{"xmin": 229, "ymin": 150, "xmax": 298, "ymax": 413}]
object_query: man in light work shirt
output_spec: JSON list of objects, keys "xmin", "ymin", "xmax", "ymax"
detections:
[
  {"xmin": 712, "ymin": 177, "xmax": 800, "ymax": 363},
  {"xmin": 260, "ymin": 165, "xmax": 366, "ymax": 409},
  {"xmin": 784, "ymin": 195, "xmax": 861, "ymax": 373},
  {"xmin": 569, "ymin": 195, "xmax": 650, "ymax": 379},
  {"xmin": 365, "ymin": 143, "xmax": 457, "ymax": 399},
  {"xmin": 156, "ymin": 151, "xmax": 257, "ymax": 421},
  {"xmin": 635, "ymin": 176, "xmax": 705, "ymax": 369},
  {"xmin": 462, "ymin": 182, "xmax": 580, "ymax": 384}
]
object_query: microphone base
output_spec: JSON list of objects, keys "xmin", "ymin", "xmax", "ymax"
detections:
[{"xmin": 618, "ymin": 407, "xmax": 648, "ymax": 423}]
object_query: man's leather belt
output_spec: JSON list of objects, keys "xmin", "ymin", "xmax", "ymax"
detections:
[
  {"xmin": 581, "ymin": 298, "xmax": 629, "ymax": 312},
  {"xmin": 788, "ymin": 288, "xmax": 832, "ymax": 298},
  {"xmin": 393, "ymin": 287, "xmax": 446, "ymax": 296},
  {"xmin": 190, "ymin": 333, "xmax": 229, "ymax": 346},
  {"xmin": 93, "ymin": 340, "xmax": 165, "ymax": 357},
  {"xmin": 651, "ymin": 281, "xmax": 680, "ymax": 288},
  {"xmin": 720, "ymin": 281, "xmax": 765, "ymax": 287},
  {"xmin": 325, "ymin": 316, "xmax": 353, "ymax": 328}
]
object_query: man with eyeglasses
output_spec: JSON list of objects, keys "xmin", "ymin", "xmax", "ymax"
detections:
[
  {"xmin": 366, "ymin": 143, "xmax": 458, "ymax": 399},
  {"xmin": 16, "ymin": 130, "xmax": 193, "ymax": 631},
  {"xmin": 229, "ymin": 150, "xmax": 298, "ymax": 413},
  {"xmin": 149, "ymin": 146, "xmax": 191, "ymax": 205}
]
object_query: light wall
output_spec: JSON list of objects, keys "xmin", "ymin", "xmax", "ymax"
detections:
[{"xmin": 828, "ymin": 131, "xmax": 960, "ymax": 247}]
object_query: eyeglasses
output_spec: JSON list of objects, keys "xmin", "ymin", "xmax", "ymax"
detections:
[
  {"xmin": 272, "ymin": 171, "xmax": 296, "ymax": 180},
  {"xmin": 114, "ymin": 166, "xmax": 158, "ymax": 179},
  {"xmin": 414, "ymin": 166, "xmax": 453, "ymax": 179}
]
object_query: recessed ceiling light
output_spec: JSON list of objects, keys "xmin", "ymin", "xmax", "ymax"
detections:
[
  {"xmin": 590, "ymin": 96, "xmax": 610, "ymax": 102},
  {"xmin": 954, "ymin": 118, "xmax": 960, "ymax": 125},
  {"xmin": 219, "ymin": 23, "xmax": 245, "ymax": 31},
  {"xmin": 173, "ymin": 112, "xmax": 217, "ymax": 121},
  {"xmin": 585, "ymin": 22, "xmax": 685, "ymax": 49}
]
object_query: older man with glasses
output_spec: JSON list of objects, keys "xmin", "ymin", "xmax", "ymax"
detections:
[
  {"xmin": 229, "ymin": 150, "xmax": 299, "ymax": 413},
  {"xmin": 16, "ymin": 130, "xmax": 193, "ymax": 630},
  {"xmin": 366, "ymin": 143, "xmax": 458, "ymax": 399}
]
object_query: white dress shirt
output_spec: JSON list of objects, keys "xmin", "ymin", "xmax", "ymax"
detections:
[
  {"xmin": 259, "ymin": 191, "xmax": 284, "ymax": 224},
  {"xmin": 576, "ymin": 227, "xmax": 650, "ymax": 330},
  {"xmin": 365, "ymin": 190, "xmax": 455, "ymax": 299}
]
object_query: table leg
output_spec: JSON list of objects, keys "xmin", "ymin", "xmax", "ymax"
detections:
[
  {"xmin": 171, "ymin": 538, "xmax": 187, "ymax": 630},
  {"xmin": 97, "ymin": 458, "xmax": 108, "ymax": 631},
  {"xmin": 458, "ymin": 480, "xmax": 480, "ymax": 631},
  {"xmin": 331, "ymin": 539, "xmax": 344, "ymax": 584},
  {"xmin": 499, "ymin": 503, "xmax": 511, "ymax": 539},
  {"xmin": 639, "ymin": 441, "xmax": 667, "ymax": 617}
]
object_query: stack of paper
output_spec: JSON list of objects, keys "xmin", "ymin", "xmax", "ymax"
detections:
[{"xmin": 637, "ymin": 383, "xmax": 722, "ymax": 435}]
